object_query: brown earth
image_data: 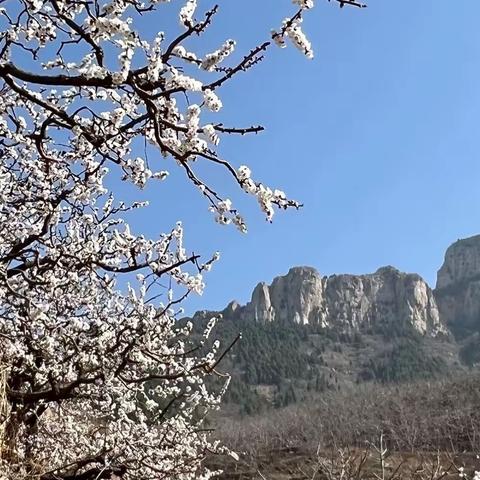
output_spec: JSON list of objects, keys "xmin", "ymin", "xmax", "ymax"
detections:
[{"xmin": 209, "ymin": 448, "xmax": 480, "ymax": 480}]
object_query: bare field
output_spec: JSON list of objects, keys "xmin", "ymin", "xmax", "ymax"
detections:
[{"xmin": 210, "ymin": 448, "xmax": 480, "ymax": 480}]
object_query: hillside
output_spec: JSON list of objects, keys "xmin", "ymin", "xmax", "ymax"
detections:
[{"xmin": 189, "ymin": 235, "xmax": 480, "ymax": 415}]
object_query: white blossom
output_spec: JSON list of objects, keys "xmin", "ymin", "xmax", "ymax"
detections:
[
  {"xmin": 285, "ymin": 18, "xmax": 314, "ymax": 59},
  {"xmin": 179, "ymin": 0, "xmax": 197, "ymax": 27},
  {"xmin": 201, "ymin": 39, "xmax": 236, "ymax": 71},
  {"xmin": 293, "ymin": 0, "xmax": 315, "ymax": 9}
]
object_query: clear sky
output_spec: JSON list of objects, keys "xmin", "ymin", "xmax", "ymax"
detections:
[{"xmin": 120, "ymin": 0, "xmax": 480, "ymax": 314}]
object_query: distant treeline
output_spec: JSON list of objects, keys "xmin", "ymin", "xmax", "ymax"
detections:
[{"xmin": 197, "ymin": 316, "xmax": 455, "ymax": 415}]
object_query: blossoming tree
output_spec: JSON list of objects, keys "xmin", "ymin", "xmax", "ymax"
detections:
[{"xmin": 0, "ymin": 0, "xmax": 365, "ymax": 478}]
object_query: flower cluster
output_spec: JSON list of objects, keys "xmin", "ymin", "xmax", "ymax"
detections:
[
  {"xmin": 293, "ymin": 0, "xmax": 315, "ymax": 8},
  {"xmin": 203, "ymin": 89, "xmax": 223, "ymax": 112},
  {"xmin": 179, "ymin": 0, "xmax": 197, "ymax": 27},
  {"xmin": 148, "ymin": 32, "xmax": 165, "ymax": 82},
  {"xmin": 273, "ymin": 16, "xmax": 314, "ymax": 59},
  {"xmin": 201, "ymin": 39, "xmax": 236, "ymax": 71},
  {"xmin": 272, "ymin": 0, "xmax": 315, "ymax": 58},
  {"xmin": 285, "ymin": 17, "xmax": 314, "ymax": 59}
]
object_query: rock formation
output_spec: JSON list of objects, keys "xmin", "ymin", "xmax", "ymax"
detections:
[
  {"xmin": 209, "ymin": 265, "xmax": 447, "ymax": 336},
  {"xmin": 244, "ymin": 267, "xmax": 325, "ymax": 325},
  {"xmin": 323, "ymin": 266, "xmax": 444, "ymax": 335},
  {"xmin": 435, "ymin": 235, "xmax": 480, "ymax": 332},
  {"xmin": 193, "ymin": 235, "xmax": 480, "ymax": 339}
]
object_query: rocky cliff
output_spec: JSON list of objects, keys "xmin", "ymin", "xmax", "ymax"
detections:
[
  {"xmin": 323, "ymin": 266, "xmax": 444, "ymax": 335},
  {"xmin": 205, "ymin": 265, "xmax": 447, "ymax": 337},
  {"xmin": 193, "ymin": 235, "xmax": 480, "ymax": 339},
  {"xmin": 435, "ymin": 235, "xmax": 480, "ymax": 333}
]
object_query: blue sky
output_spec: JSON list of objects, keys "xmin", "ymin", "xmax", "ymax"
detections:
[{"xmin": 121, "ymin": 0, "xmax": 480, "ymax": 314}]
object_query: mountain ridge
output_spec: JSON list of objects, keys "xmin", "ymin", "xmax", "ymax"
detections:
[
  {"xmin": 196, "ymin": 265, "xmax": 447, "ymax": 336},
  {"xmin": 195, "ymin": 235, "xmax": 480, "ymax": 338},
  {"xmin": 190, "ymin": 235, "xmax": 480, "ymax": 414}
]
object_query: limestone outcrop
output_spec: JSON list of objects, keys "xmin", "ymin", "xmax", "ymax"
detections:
[
  {"xmin": 193, "ymin": 235, "xmax": 480, "ymax": 338},
  {"xmin": 212, "ymin": 265, "xmax": 446, "ymax": 336},
  {"xmin": 435, "ymin": 235, "xmax": 480, "ymax": 331}
]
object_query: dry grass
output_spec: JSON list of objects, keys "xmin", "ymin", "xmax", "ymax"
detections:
[
  {"xmin": 210, "ymin": 446, "xmax": 480, "ymax": 480},
  {"xmin": 210, "ymin": 375, "xmax": 480, "ymax": 479}
]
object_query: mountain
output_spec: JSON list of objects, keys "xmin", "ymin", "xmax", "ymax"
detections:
[
  {"xmin": 215, "ymin": 265, "xmax": 446, "ymax": 336},
  {"xmin": 435, "ymin": 235, "xmax": 480, "ymax": 334},
  {"xmin": 191, "ymin": 235, "xmax": 480, "ymax": 414},
  {"xmin": 434, "ymin": 235, "xmax": 480, "ymax": 365}
]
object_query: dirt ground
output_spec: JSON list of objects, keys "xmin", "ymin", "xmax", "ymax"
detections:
[{"xmin": 208, "ymin": 447, "xmax": 480, "ymax": 480}]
